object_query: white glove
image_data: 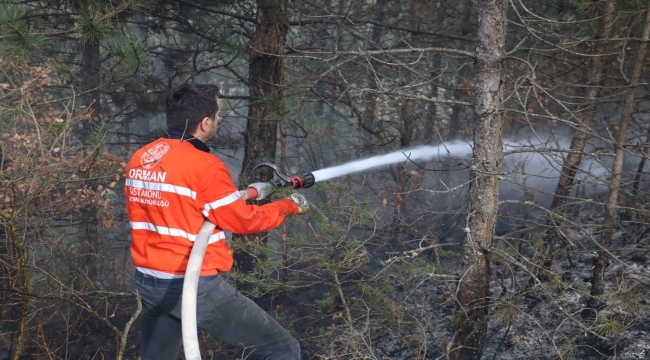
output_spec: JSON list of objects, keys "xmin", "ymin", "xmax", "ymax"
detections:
[
  {"xmin": 290, "ymin": 193, "xmax": 309, "ymax": 214},
  {"xmin": 247, "ymin": 182, "xmax": 273, "ymax": 201}
]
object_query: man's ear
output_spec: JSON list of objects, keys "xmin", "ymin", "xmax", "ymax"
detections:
[{"xmin": 198, "ymin": 116, "xmax": 211, "ymax": 132}]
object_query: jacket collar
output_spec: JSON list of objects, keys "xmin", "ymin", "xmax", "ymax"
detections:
[{"xmin": 163, "ymin": 128, "xmax": 211, "ymax": 153}]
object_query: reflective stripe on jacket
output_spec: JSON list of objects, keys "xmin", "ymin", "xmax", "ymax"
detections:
[{"xmin": 125, "ymin": 138, "xmax": 299, "ymax": 276}]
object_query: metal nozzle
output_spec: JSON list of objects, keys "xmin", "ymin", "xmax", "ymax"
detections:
[
  {"xmin": 250, "ymin": 162, "xmax": 315, "ymax": 190},
  {"xmin": 287, "ymin": 170, "xmax": 315, "ymax": 189}
]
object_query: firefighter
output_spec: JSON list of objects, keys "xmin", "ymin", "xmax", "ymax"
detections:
[{"xmin": 125, "ymin": 83, "xmax": 305, "ymax": 359}]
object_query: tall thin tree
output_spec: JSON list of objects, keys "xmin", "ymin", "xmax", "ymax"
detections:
[
  {"xmin": 587, "ymin": 0, "xmax": 650, "ymax": 313},
  {"xmin": 241, "ymin": 0, "xmax": 289, "ymax": 178},
  {"xmin": 237, "ymin": 0, "xmax": 289, "ymax": 272},
  {"xmin": 450, "ymin": 0, "xmax": 507, "ymax": 358},
  {"xmin": 540, "ymin": 0, "xmax": 616, "ymax": 272}
]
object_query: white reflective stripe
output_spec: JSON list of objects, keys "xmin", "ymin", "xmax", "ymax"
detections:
[
  {"xmin": 202, "ymin": 191, "xmax": 241, "ymax": 216},
  {"xmin": 130, "ymin": 221, "xmax": 195, "ymax": 239},
  {"xmin": 130, "ymin": 222, "xmax": 226, "ymax": 244},
  {"xmin": 206, "ymin": 231, "xmax": 226, "ymax": 244},
  {"xmin": 136, "ymin": 267, "xmax": 184, "ymax": 279},
  {"xmin": 126, "ymin": 179, "xmax": 197, "ymax": 200}
]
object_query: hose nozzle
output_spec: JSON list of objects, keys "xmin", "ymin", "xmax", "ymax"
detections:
[
  {"xmin": 240, "ymin": 163, "xmax": 315, "ymax": 200},
  {"xmin": 285, "ymin": 170, "xmax": 315, "ymax": 189}
]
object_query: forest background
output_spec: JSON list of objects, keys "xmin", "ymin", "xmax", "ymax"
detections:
[{"xmin": 1, "ymin": 0, "xmax": 650, "ymax": 359}]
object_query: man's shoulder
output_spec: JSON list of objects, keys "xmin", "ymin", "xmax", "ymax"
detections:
[
  {"xmin": 125, "ymin": 139, "xmax": 231, "ymax": 188},
  {"xmin": 129, "ymin": 138, "xmax": 223, "ymax": 165}
]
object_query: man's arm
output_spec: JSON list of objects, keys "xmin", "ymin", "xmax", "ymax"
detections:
[{"xmin": 198, "ymin": 160, "xmax": 300, "ymax": 234}]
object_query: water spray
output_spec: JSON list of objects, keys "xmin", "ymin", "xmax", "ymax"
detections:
[
  {"xmin": 240, "ymin": 140, "xmax": 474, "ymax": 200},
  {"xmin": 312, "ymin": 140, "xmax": 473, "ymax": 182}
]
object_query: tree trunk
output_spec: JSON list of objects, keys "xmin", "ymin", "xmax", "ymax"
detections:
[
  {"xmin": 237, "ymin": 0, "xmax": 288, "ymax": 272},
  {"xmin": 423, "ymin": 69, "xmax": 440, "ymax": 143},
  {"xmin": 623, "ymin": 124, "xmax": 650, "ymax": 219},
  {"xmin": 81, "ymin": 38, "xmax": 101, "ymax": 131},
  {"xmin": 587, "ymin": 0, "xmax": 650, "ymax": 312},
  {"xmin": 540, "ymin": 0, "xmax": 615, "ymax": 271},
  {"xmin": 450, "ymin": 0, "xmax": 507, "ymax": 358},
  {"xmin": 79, "ymin": 27, "xmax": 102, "ymax": 280},
  {"xmin": 241, "ymin": 0, "xmax": 288, "ymax": 179},
  {"xmin": 361, "ymin": 0, "xmax": 386, "ymax": 143},
  {"xmin": 448, "ymin": 90, "xmax": 466, "ymax": 140},
  {"xmin": 423, "ymin": 1, "xmax": 448, "ymax": 142},
  {"xmin": 392, "ymin": 0, "xmax": 421, "ymax": 228}
]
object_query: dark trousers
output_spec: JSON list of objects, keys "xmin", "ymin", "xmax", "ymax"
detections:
[{"xmin": 132, "ymin": 271, "xmax": 300, "ymax": 360}]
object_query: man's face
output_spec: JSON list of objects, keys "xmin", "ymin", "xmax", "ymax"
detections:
[{"xmin": 205, "ymin": 96, "xmax": 222, "ymax": 141}]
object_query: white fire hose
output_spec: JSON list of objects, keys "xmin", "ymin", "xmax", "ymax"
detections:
[
  {"xmin": 182, "ymin": 189, "xmax": 253, "ymax": 360},
  {"xmin": 181, "ymin": 188, "xmax": 260, "ymax": 360},
  {"xmin": 181, "ymin": 189, "xmax": 305, "ymax": 359},
  {"xmin": 181, "ymin": 220, "xmax": 216, "ymax": 360}
]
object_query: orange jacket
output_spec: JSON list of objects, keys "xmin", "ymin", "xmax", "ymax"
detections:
[{"xmin": 125, "ymin": 137, "xmax": 299, "ymax": 276}]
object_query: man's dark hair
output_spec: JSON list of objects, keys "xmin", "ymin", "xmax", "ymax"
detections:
[{"xmin": 166, "ymin": 83, "xmax": 221, "ymax": 133}]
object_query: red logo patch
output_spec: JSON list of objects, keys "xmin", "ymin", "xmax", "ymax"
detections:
[{"xmin": 141, "ymin": 142, "xmax": 170, "ymax": 169}]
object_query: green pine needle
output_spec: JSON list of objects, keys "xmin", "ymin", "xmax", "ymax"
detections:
[
  {"xmin": 0, "ymin": 4, "xmax": 43, "ymax": 59},
  {"xmin": 80, "ymin": 6, "xmax": 113, "ymax": 45}
]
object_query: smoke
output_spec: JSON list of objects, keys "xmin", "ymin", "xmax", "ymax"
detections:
[
  {"xmin": 311, "ymin": 132, "xmax": 625, "ymax": 206},
  {"xmin": 309, "ymin": 125, "xmax": 650, "ymax": 206},
  {"xmin": 500, "ymin": 134, "xmax": 614, "ymax": 203}
]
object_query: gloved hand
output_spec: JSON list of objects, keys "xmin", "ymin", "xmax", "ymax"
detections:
[
  {"xmin": 289, "ymin": 193, "xmax": 309, "ymax": 214},
  {"xmin": 247, "ymin": 182, "xmax": 273, "ymax": 201}
]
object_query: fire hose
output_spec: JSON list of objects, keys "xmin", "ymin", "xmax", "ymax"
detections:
[{"xmin": 181, "ymin": 163, "xmax": 314, "ymax": 360}]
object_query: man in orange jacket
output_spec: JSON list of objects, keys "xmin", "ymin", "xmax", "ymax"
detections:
[{"xmin": 125, "ymin": 83, "xmax": 304, "ymax": 359}]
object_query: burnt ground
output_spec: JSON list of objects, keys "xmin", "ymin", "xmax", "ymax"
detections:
[
  {"xmin": 327, "ymin": 210, "xmax": 650, "ymax": 359},
  {"xmin": 9, "ymin": 206, "xmax": 650, "ymax": 360},
  {"xmin": 286, "ymin": 203, "xmax": 650, "ymax": 359}
]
